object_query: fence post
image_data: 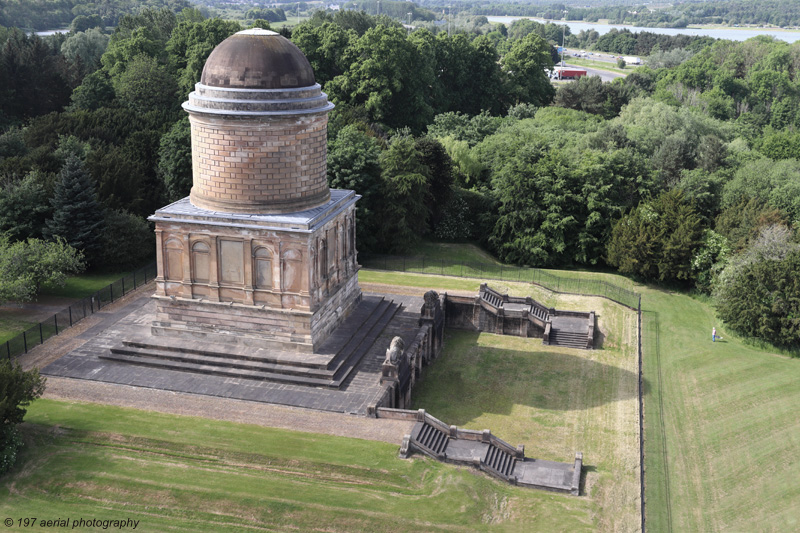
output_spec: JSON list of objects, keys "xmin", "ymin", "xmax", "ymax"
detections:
[
  {"xmin": 54, "ymin": 314, "xmax": 58, "ymax": 335},
  {"xmin": 23, "ymin": 331, "xmax": 27, "ymax": 354},
  {"xmin": 39, "ymin": 323, "xmax": 43, "ymax": 345},
  {"xmin": 441, "ymin": 258, "xmax": 444, "ymax": 276},
  {"xmin": 5, "ymin": 341, "xmax": 10, "ymax": 361},
  {"xmin": 110, "ymin": 284, "xmax": 113, "ymax": 302},
  {"xmin": 122, "ymin": 277, "xmax": 125, "ymax": 295}
]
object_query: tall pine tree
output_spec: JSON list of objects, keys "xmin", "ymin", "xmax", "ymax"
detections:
[{"xmin": 46, "ymin": 155, "xmax": 105, "ymax": 266}]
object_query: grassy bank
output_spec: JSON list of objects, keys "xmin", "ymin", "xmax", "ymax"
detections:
[{"xmin": 5, "ymin": 400, "xmax": 591, "ymax": 532}]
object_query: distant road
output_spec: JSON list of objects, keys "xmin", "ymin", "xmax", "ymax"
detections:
[
  {"xmin": 565, "ymin": 63, "xmax": 627, "ymax": 82},
  {"xmin": 557, "ymin": 49, "xmax": 629, "ymax": 82}
]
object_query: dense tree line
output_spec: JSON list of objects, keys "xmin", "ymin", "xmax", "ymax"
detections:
[
  {"xmin": 0, "ymin": 0, "xmax": 191, "ymax": 31},
  {"xmin": 1, "ymin": 9, "xmax": 798, "ymax": 349},
  {"xmin": 464, "ymin": 1, "xmax": 800, "ymax": 29},
  {"xmin": 568, "ymin": 28, "xmax": 715, "ymax": 57}
]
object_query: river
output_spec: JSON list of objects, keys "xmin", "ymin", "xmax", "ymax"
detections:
[{"xmin": 487, "ymin": 16, "xmax": 800, "ymax": 44}]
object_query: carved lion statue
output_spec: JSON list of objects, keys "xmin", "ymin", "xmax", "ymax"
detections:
[
  {"xmin": 423, "ymin": 290, "xmax": 439, "ymax": 308},
  {"xmin": 385, "ymin": 336, "xmax": 405, "ymax": 365}
]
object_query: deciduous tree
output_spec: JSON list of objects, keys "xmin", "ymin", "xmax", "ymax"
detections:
[
  {"xmin": 327, "ymin": 124, "xmax": 384, "ymax": 252},
  {"xmin": 0, "ymin": 234, "xmax": 84, "ymax": 303},
  {"xmin": 501, "ymin": 33, "xmax": 555, "ymax": 107},
  {"xmin": 0, "ymin": 360, "xmax": 45, "ymax": 474}
]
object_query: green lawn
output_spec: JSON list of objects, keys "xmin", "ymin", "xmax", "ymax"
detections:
[
  {"xmin": 362, "ymin": 240, "xmax": 637, "ymax": 305},
  {"xmin": 564, "ymin": 57, "xmax": 630, "ymax": 74},
  {"xmin": 412, "ymin": 314, "xmax": 640, "ymax": 531},
  {"xmin": 641, "ymin": 286, "xmax": 800, "ymax": 532},
  {"xmin": 5, "ymin": 400, "xmax": 592, "ymax": 532},
  {"xmin": 39, "ymin": 271, "xmax": 130, "ymax": 299},
  {"xmin": 8, "ymin": 245, "xmax": 798, "ymax": 531},
  {"xmin": 0, "ymin": 314, "xmax": 35, "ymax": 344},
  {"xmin": 0, "ymin": 271, "xmax": 130, "ymax": 346},
  {"xmin": 361, "ymin": 263, "xmax": 800, "ymax": 531}
]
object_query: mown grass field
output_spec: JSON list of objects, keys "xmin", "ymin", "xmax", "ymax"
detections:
[
  {"xmin": 641, "ymin": 286, "xmax": 800, "ymax": 532},
  {"xmin": 364, "ymin": 254, "xmax": 800, "ymax": 532},
  {"xmin": 6, "ymin": 400, "xmax": 597, "ymax": 532}
]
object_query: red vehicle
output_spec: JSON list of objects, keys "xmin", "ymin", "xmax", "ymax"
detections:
[{"xmin": 552, "ymin": 67, "xmax": 588, "ymax": 80}]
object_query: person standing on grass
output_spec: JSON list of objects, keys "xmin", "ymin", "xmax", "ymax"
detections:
[{"xmin": 712, "ymin": 327, "xmax": 717, "ymax": 342}]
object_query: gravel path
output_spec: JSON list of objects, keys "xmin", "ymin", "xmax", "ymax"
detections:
[
  {"xmin": 43, "ymin": 377, "xmax": 413, "ymax": 444},
  {"xmin": 18, "ymin": 282, "xmax": 414, "ymax": 445}
]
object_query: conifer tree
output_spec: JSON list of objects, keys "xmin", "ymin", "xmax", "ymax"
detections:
[{"xmin": 46, "ymin": 155, "xmax": 105, "ymax": 266}]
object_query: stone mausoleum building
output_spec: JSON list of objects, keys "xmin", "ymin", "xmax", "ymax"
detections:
[
  {"xmin": 150, "ymin": 29, "xmax": 361, "ymax": 353},
  {"xmin": 42, "ymin": 29, "xmax": 586, "ymax": 492}
]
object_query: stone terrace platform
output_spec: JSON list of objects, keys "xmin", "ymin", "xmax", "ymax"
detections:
[{"xmin": 43, "ymin": 292, "xmax": 425, "ymax": 415}]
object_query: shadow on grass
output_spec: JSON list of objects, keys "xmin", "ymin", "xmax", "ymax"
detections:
[
  {"xmin": 579, "ymin": 463, "xmax": 597, "ymax": 496},
  {"xmin": 412, "ymin": 330, "xmax": 637, "ymax": 423},
  {"xmin": 594, "ymin": 328, "xmax": 607, "ymax": 350}
]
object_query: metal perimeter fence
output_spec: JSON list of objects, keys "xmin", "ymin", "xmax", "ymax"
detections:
[
  {"xmin": 3, "ymin": 262, "xmax": 157, "ymax": 362},
  {"xmin": 362, "ymin": 253, "xmax": 647, "ymax": 527},
  {"xmin": 360, "ymin": 255, "xmax": 641, "ymax": 310}
]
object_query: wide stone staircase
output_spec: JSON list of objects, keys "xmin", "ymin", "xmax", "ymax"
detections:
[
  {"xmin": 100, "ymin": 295, "xmax": 399, "ymax": 389},
  {"xmin": 547, "ymin": 328, "xmax": 589, "ymax": 349}
]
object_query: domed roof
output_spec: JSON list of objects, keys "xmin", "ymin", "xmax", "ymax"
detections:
[{"xmin": 200, "ymin": 28, "xmax": 316, "ymax": 90}]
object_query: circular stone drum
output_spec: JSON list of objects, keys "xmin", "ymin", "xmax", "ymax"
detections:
[{"xmin": 182, "ymin": 29, "xmax": 334, "ymax": 214}]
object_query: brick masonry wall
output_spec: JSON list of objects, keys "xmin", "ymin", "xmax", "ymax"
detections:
[{"xmin": 189, "ymin": 113, "xmax": 330, "ymax": 213}]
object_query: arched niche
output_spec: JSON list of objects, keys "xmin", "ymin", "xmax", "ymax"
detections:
[
  {"xmin": 191, "ymin": 241, "xmax": 210, "ymax": 282},
  {"xmin": 253, "ymin": 246, "xmax": 273, "ymax": 289}
]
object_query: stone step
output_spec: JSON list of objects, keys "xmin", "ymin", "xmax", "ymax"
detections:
[
  {"xmin": 413, "ymin": 422, "xmax": 449, "ymax": 457},
  {"xmin": 122, "ymin": 296, "xmax": 388, "ymax": 370},
  {"xmin": 549, "ymin": 329, "xmax": 588, "ymax": 348},
  {"xmin": 99, "ymin": 352, "xmax": 331, "ymax": 386},
  {"xmin": 102, "ymin": 296, "xmax": 400, "ymax": 388},
  {"xmin": 325, "ymin": 298, "xmax": 394, "ymax": 371},
  {"xmin": 107, "ymin": 345, "xmax": 336, "ymax": 380},
  {"xmin": 484, "ymin": 445, "xmax": 516, "ymax": 478}
]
